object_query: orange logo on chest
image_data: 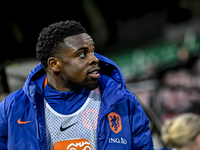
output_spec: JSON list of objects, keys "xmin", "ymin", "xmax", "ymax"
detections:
[
  {"xmin": 54, "ymin": 139, "xmax": 91, "ymax": 150},
  {"xmin": 108, "ymin": 112, "xmax": 122, "ymax": 134}
]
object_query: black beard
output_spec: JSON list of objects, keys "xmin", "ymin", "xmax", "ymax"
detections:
[{"xmin": 64, "ymin": 77, "xmax": 99, "ymax": 91}]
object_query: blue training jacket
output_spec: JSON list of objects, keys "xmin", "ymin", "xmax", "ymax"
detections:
[{"xmin": 0, "ymin": 53, "xmax": 154, "ymax": 150}]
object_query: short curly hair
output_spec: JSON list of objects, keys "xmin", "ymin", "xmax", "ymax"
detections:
[{"xmin": 36, "ymin": 20, "xmax": 87, "ymax": 68}]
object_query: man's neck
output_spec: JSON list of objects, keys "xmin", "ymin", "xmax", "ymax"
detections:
[{"xmin": 46, "ymin": 74, "xmax": 73, "ymax": 92}]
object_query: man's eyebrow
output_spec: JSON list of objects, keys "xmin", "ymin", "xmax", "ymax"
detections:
[
  {"xmin": 75, "ymin": 43, "xmax": 95, "ymax": 53},
  {"xmin": 75, "ymin": 47, "xmax": 89, "ymax": 53}
]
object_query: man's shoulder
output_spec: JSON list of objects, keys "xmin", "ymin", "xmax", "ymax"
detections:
[
  {"xmin": 125, "ymin": 90, "xmax": 138, "ymax": 105},
  {"xmin": 125, "ymin": 90, "xmax": 148, "ymax": 119},
  {"xmin": 0, "ymin": 88, "xmax": 27, "ymax": 109}
]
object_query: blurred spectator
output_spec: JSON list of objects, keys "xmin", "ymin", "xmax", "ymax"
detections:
[
  {"xmin": 152, "ymin": 68, "xmax": 200, "ymax": 122},
  {"xmin": 161, "ymin": 113, "xmax": 200, "ymax": 150},
  {"xmin": 151, "ymin": 56, "xmax": 200, "ymax": 122}
]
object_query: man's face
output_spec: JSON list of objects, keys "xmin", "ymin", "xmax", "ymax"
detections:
[{"xmin": 56, "ymin": 33, "xmax": 100, "ymax": 91}]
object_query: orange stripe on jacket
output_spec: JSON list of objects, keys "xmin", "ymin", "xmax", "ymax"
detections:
[{"xmin": 44, "ymin": 77, "xmax": 48, "ymax": 90}]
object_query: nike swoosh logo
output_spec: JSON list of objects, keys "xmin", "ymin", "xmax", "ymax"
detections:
[
  {"xmin": 60, "ymin": 122, "xmax": 77, "ymax": 131},
  {"xmin": 17, "ymin": 118, "xmax": 32, "ymax": 124}
]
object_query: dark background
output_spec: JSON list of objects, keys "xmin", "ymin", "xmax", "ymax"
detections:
[{"xmin": 2, "ymin": 0, "xmax": 198, "ymax": 61}]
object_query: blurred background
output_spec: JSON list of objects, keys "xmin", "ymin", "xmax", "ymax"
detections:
[{"xmin": 1, "ymin": 0, "xmax": 200, "ymax": 149}]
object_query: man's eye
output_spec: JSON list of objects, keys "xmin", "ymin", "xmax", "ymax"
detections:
[{"xmin": 78, "ymin": 51, "xmax": 86, "ymax": 58}]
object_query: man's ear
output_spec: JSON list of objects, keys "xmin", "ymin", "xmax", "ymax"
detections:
[{"xmin": 47, "ymin": 57, "xmax": 61, "ymax": 73}]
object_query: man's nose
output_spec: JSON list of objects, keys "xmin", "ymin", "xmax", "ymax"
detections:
[{"xmin": 88, "ymin": 53, "xmax": 99, "ymax": 65}]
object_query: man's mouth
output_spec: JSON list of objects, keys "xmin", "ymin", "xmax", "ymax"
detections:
[{"xmin": 88, "ymin": 67, "xmax": 100, "ymax": 79}]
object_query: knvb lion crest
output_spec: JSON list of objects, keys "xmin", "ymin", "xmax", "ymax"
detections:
[{"xmin": 108, "ymin": 112, "xmax": 122, "ymax": 134}]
